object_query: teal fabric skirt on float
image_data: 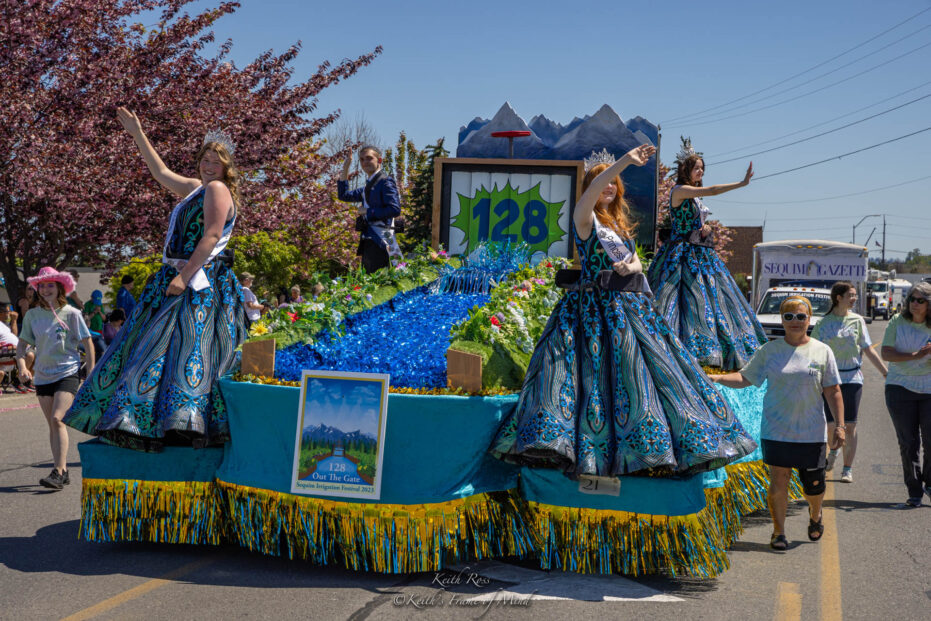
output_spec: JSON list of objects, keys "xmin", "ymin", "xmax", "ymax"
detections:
[{"xmin": 75, "ymin": 379, "xmax": 789, "ymax": 577}]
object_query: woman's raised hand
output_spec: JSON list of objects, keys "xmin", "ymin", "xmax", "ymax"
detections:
[
  {"xmin": 116, "ymin": 107, "xmax": 143, "ymax": 137},
  {"xmin": 626, "ymin": 144, "xmax": 656, "ymax": 167},
  {"xmin": 742, "ymin": 162, "xmax": 754, "ymax": 185}
]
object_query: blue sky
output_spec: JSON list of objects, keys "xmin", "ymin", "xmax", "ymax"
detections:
[
  {"xmin": 170, "ymin": 0, "xmax": 931, "ymax": 256},
  {"xmin": 303, "ymin": 376, "xmax": 383, "ymax": 435}
]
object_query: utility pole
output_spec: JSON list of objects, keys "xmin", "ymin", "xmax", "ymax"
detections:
[{"xmin": 882, "ymin": 214, "xmax": 886, "ymax": 265}]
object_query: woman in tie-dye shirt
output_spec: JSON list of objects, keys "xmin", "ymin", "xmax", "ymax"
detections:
[
  {"xmin": 812, "ymin": 281, "xmax": 887, "ymax": 483},
  {"xmin": 712, "ymin": 296, "xmax": 844, "ymax": 552}
]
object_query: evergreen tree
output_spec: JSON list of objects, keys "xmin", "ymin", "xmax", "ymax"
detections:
[{"xmin": 406, "ymin": 138, "xmax": 449, "ymax": 251}]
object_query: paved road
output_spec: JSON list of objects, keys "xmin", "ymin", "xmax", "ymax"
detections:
[{"xmin": 1, "ymin": 321, "xmax": 929, "ymax": 620}]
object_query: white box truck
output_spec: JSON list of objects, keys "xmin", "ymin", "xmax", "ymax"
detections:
[{"xmin": 752, "ymin": 240, "xmax": 870, "ymax": 339}]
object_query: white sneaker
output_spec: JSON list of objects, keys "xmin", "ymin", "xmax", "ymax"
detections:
[
  {"xmin": 826, "ymin": 451, "xmax": 838, "ymax": 472},
  {"xmin": 841, "ymin": 469, "xmax": 853, "ymax": 483}
]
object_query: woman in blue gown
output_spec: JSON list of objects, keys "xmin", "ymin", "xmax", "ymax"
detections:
[
  {"xmin": 491, "ymin": 145, "xmax": 756, "ymax": 477},
  {"xmin": 647, "ymin": 140, "xmax": 766, "ymax": 370},
  {"xmin": 64, "ymin": 108, "xmax": 247, "ymax": 451}
]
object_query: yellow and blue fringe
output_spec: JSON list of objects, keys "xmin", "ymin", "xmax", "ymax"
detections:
[
  {"xmin": 214, "ymin": 480, "xmax": 534, "ymax": 574},
  {"xmin": 80, "ymin": 478, "xmax": 224, "ymax": 545},
  {"xmin": 79, "ymin": 466, "xmax": 805, "ymax": 578},
  {"xmin": 518, "ymin": 500, "xmax": 729, "ymax": 578}
]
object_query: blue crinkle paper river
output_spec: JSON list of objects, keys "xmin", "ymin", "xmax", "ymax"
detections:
[{"xmin": 275, "ymin": 286, "xmax": 489, "ymax": 388}]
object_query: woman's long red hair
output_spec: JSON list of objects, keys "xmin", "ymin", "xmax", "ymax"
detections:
[{"xmin": 582, "ymin": 163, "xmax": 637, "ymax": 237}]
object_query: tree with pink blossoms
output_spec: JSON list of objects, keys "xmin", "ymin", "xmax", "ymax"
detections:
[{"xmin": 0, "ymin": 0, "xmax": 381, "ymax": 303}]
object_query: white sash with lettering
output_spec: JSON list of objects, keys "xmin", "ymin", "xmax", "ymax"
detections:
[
  {"xmin": 593, "ymin": 217, "xmax": 632, "ymax": 264},
  {"xmin": 161, "ymin": 186, "xmax": 235, "ymax": 291}
]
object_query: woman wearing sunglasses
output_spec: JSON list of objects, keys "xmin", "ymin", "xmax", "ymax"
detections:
[
  {"xmin": 711, "ymin": 296, "xmax": 844, "ymax": 551},
  {"xmin": 880, "ymin": 281, "xmax": 931, "ymax": 507},
  {"xmin": 812, "ymin": 281, "xmax": 888, "ymax": 483}
]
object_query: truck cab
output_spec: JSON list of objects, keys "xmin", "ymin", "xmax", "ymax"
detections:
[
  {"xmin": 756, "ymin": 286, "xmax": 832, "ymax": 340},
  {"xmin": 866, "ymin": 280, "xmax": 891, "ymax": 320}
]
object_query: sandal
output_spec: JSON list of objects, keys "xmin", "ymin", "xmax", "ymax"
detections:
[
  {"xmin": 770, "ymin": 533, "xmax": 788, "ymax": 551},
  {"xmin": 808, "ymin": 510, "xmax": 824, "ymax": 541}
]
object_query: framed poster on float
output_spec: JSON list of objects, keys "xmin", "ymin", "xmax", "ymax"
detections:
[{"xmin": 290, "ymin": 370, "xmax": 389, "ymax": 500}]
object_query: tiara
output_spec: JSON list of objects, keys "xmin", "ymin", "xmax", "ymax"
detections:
[
  {"xmin": 203, "ymin": 129, "xmax": 236, "ymax": 156},
  {"xmin": 583, "ymin": 148, "xmax": 616, "ymax": 172},
  {"xmin": 675, "ymin": 136, "xmax": 702, "ymax": 164}
]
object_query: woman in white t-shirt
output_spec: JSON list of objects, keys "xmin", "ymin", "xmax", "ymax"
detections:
[
  {"xmin": 240, "ymin": 272, "xmax": 262, "ymax": 323},
  {"xmin": 880, "ymin": 281, "xmax": 931, "ymax": 507},
  {"xmin": 812, "ymin": 281, "xmax": 888, "ymax": 483},
  {"xmin": 712, "ymin": 296, "xmax": 845, "ymax": 551},
  {"xmin": 16, "ymin": 267, "xmax": 94, "ymax": 491}
]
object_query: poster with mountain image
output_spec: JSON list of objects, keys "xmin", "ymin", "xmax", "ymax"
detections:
[{"xmin": 290, "ymin": 371, "xmax": 389, "ymax": 500}]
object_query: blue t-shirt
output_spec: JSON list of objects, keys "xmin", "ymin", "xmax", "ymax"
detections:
[{"xmin": 116, "ymin": 286, "xmax": 136, "ymax": 317}]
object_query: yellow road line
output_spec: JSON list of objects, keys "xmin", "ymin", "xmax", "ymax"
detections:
[
  {"xmin": 775, "ymin": 582, "xmax": 802, "ymax": 621},
  {"xmin": 61, "ymin": 558, "xmax": 214, "ymax": 621},
  {"xmin": 820, "ymin": 480, "xmax": 843, "ymax": 621}
]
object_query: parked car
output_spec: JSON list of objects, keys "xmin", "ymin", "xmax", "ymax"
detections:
[{"xmin": 755, "ymin": 286, "xmax": 832, "ymax": 340}]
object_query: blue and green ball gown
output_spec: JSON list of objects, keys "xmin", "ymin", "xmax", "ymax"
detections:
[
  {"xmin": 647, "ymin": 192, "xmax": 766, "ymax": 370},
  {"xmin": 65, "ymin": 186, "xmax": 247, "ymax": 452},
  {"xmin": 491, "ymin": 224, "xmax": 757, "ymax": 477}
]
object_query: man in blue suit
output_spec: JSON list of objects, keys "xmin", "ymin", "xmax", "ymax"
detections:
[{"xmin": 338, "ymin": 145, "xmax": 402, "ymax": 272}]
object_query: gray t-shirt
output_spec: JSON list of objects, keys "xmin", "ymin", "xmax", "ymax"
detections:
[
  {"xmin": 740, "ymin": 338, "xmax": 840, "ymax": 443},
  {"xmin": 20, "ymin": 306, "xmax": 91, "ymax": 385},
  {"xmin": 882, "ymin": 314, "xmax": 931, "ymax": 394}
]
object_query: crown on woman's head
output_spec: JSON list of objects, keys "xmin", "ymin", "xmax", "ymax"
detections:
[
  {"xmin": 675, "ymin": 136, "xmax": 702, "ymax": 164},
  {"xmin": 583, "ymin": 148, "xmax": 616, "ymax": 172},
  {"xmin": 203, "ymin": 129, "xmax": 236, "ymax": 156}
]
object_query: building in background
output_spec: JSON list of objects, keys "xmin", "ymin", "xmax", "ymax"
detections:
[{"xmin": 723, "ymin": 226, "xmax": 763, "ymax": 276}]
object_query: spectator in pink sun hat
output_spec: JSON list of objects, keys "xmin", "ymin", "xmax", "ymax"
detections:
[{"xmin": 16, "ymin": 266, "xmax": 94, "ymax": 490}]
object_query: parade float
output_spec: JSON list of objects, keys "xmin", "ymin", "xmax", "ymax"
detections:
[{"xmin": 78, "ymin": 104, "xmax": 799, "ymax": 578}]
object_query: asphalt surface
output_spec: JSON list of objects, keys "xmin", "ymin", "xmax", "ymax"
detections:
[{"xmin": 1, "ymin": 320, "xmax": 929, "ymax": 620}]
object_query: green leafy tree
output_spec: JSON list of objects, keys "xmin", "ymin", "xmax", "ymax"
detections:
[
  {"xmin": 227, "ymin": 231, "xmax": 310, "ymax": 299},
  {"xmin": 106, "ymin": 257, "xmax": 163, "ymax": 309}
]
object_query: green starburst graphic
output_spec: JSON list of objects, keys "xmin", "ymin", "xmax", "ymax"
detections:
[{"xmin": 451, "ymin": 181, "xmax": 567, "ymax": 255}]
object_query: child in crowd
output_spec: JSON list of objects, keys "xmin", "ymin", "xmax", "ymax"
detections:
[{"xmin": 103, "ymin": 308, "xmax": 126, "ymax": 347}]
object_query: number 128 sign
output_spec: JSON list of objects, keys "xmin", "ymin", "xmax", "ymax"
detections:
[{"xmin": 432, "ymin": 159, "xmax": 583, "ymax": 261}]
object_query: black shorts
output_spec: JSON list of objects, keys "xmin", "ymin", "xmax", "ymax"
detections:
[
  {"xmin": 761, "ymin": 439, "xmax": 827, "ymax": 470},
  {"xmin": 823, "ymin": 383, "xmax": 862, "ymax": 423},
  {"xmin": 35, "ymin": 374, "xmax": 80, "ymax": 397}
]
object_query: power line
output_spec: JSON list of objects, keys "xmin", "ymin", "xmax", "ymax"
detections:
[
  {"xmin": 707, "ymin": 91, "xmax": 931, "ymax": 165},
  {"xmin": 764, "ymin": 227, "xmax": 852, "ymax": 234},
  {"xmin": 715, "ymin": 173, "xmax": 931, "ymax": 203},
  {"xmin": 665, "ymin": 39, "xmax": 931, "ymax": 129},
  {"xmin": 728, "ymin": 215, "xmax": 871, "ymax": 223},
  {"xmin": 753, "ymin": 127, "xmax": 931, "ymax": 181},
  {"xmin": 670, "ymin": 22, "xmax": 931, "ymax": 126},
  {"xmin": 707, "ymin": 79, "xmax": 931, "ymax": 158},
  {"xmin": 886, "ymin": 214, "xmax": 931, "ymax": 222},
  {"xmin": 661, "ymin": 6, "xmax": 931, "ymax": 123}
]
